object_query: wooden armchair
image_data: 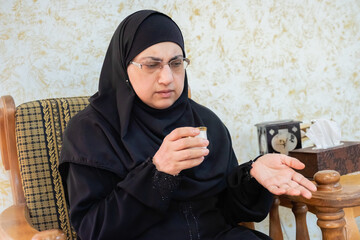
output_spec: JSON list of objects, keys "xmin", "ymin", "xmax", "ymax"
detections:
[
  {"xmin": 1, "ymin": 94, "xmax": 360, "ymax": 240},
  {"xmin": 0, "ymin": 95, "xmax": 89, "ymax": 240}
]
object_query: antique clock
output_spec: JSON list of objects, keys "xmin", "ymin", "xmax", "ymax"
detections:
[{"xmin": 255, "ymin": 120, "xmax": 302, "ymax": 155}]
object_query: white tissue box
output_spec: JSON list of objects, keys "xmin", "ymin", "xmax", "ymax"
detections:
[{"xmin": 289, "ymin": 141, "xmax": 360, "ymax": 179}]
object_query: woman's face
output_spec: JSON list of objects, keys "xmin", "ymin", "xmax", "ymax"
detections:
[{"xmin": 127, "ymin": 42, "xmax": 185, "ymax": 109}]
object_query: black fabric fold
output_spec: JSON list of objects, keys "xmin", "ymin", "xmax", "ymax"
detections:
[
  {"xmin": 118, "ymin": 158, "xmax": 181, "ymax": 212},
  {"xmin": 221, "ymin": 162, "xmax": 274, "ymax": 224}
]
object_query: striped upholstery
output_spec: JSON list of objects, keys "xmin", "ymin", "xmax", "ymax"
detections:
[{"xmin": 15, "ymin": 96, "xmax": 89, "ymax": 240}]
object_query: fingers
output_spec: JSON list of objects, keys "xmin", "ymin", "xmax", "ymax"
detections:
[
  {"xmin": 265, "ymin": 171, "xmax": 317, "ymax": 199},
  {"xmin": 285, "ymin": 185, "xmax": 313, "ymax": 199},
  {"xmin": 280, "ymin": 155, "xmax": 305, "ymax": 170},
  {"xmin": 256, "ymin": 154, "xmax": 316, "ymax": 199},
  {"xmin": 267, "ymin": 185, "xmax": 286, "ymax": 195},
  {"xmin": 153, "ymin": 127, "xmax": 210, "ymax": 175},
  {"xmin": 153, "ymin": 147, "xmax": 209, "ymax": 175},
  {"xmin": 175, "ymin": 147, "xmax": 209, "ymax": 160},
  {"xmin": 166, "ymin": 127, "xmax": 209, "ymax": 150},
  {"xmin": 267, "ymin": 181, "xmax": 299, "ymax": 195},
  {"xmin": 176, "ymin": 136, "xmax": 209, "ymax": 150},
  {"xmin": 292, "ymin": 172, "xmax": 317, "ymax": 192},
  {"xmin": 153, "ymin": 156, "xmax": 205, "ymax": 176},
  {"xmin": 176, "ymin": 157, "xmax": 206, "ymax": 171},
  {"xmin": 167, "ymin": 127, "xmax": 201, "ymax": 141},
  {"xmin": 267, "ymin": 182, "xmax": 313, "ymax": 199},
  {"xmin": 299, "ymin": 187, "xmax": 313, "ymax": 199},
  {"xmin": 278, "ymin": 155, "xmax": 317, "ymax": 194}
]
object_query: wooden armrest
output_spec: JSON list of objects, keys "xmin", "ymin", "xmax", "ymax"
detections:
[
  {"xmin": 0, "ymin": 205, "xmax": 65, "ymax": 240},
  {"xmin": 279, "ymin": 170, "xmax": 360, "ymax": 240},
  {"xmin": 0, "ymin": 95, "xmax": 26, "ymax": 205},
  {"xmin": 31, "ymin": 229, "xmax": 65, "ymax": 240},
  {"xmin": 0, "ymin": 204, "xmax": 38, "ymax": 239}
]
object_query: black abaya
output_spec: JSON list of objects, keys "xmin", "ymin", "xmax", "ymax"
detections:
[{"xmin": 59, "ymin": 10, "xmax": 273, "ymax": 240}]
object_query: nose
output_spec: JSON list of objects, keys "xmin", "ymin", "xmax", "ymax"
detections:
[{"xmin": 157, "ymin": 64, "xmax": 174, "ymax": 85}]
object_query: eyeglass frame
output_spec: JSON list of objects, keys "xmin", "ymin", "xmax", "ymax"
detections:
[{"xmin": 129, "ymin": 57, "xmax": 190, "ymax": 73}]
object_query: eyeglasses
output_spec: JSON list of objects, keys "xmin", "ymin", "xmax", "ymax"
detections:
[{"xmin": 130, "ymin": 57, "xmax": 190, "ymax": 74}]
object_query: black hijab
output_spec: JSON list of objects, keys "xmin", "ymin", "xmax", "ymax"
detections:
[
  {"xmin": 61, "ymin": 10, "xmax": 237, "ymax": 201},
  {"xmin": 89, "ymin": 10, "xmax": 189, "ymax": 138}
]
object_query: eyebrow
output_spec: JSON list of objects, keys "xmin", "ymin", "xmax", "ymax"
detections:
[{"xmin": 139, "ymin": 55, "xmax": 183, "ymax": 62}]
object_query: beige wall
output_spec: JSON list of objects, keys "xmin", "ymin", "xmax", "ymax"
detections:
[{"xmin": 1, "ymin": 1, "xmax": 360, "ymax": 239}]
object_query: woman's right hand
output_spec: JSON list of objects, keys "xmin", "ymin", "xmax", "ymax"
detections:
[{"xmin": 152, "ymin": 127, "xmax": 209, "ymax": 176}]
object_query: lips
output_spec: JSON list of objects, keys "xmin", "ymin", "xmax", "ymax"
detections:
[{"xmin": 156, "ymin": 90, "xmax": 174, "ymax": 98}]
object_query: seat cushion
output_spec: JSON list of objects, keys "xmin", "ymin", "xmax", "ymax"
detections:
[{"xmin": 15, "ymin": 96, "xmax": 89, "ymax": 240}]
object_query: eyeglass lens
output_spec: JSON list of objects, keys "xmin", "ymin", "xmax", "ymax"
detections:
[{"xmin": 144, "ymin": 58, "xmax": 189, "ymax": 73}]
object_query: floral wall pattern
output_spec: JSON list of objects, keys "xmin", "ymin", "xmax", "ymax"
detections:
[{"xmin": 1, "ymin": 1, "xmax": 360, "ymax": 239}]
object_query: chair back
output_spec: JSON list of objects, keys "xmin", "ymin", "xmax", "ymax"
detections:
[{"xmin": 15, "ymin": 96, "xmax": 89, "ymax": 240}]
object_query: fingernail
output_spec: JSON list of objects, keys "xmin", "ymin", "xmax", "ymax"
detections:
[
  {"xmin": 203, "ymin": 148, "xmax": 209, "ymax": 154},
  {"xmin": 202, "ymin": 139, "xmax": 209, "ymax": 144}
]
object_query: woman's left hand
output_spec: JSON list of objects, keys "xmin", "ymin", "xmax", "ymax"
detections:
[{"xmin": 250, "ymin": 154, "xmax": 317, "ymax": 199}]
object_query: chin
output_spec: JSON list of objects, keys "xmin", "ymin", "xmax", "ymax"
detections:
[{"xmin": 153, "ymin": 100, "xmax": 175, "ymax": 110}]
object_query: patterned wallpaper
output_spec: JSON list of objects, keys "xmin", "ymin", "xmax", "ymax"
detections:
[{"xmin": 1, "ymin": 1, "xmax": 360, "ymax": 239}]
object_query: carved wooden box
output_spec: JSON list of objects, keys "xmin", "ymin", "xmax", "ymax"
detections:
[{"xmin": 289, "ymin": 141, "xmax": 360, "ymax": 179}]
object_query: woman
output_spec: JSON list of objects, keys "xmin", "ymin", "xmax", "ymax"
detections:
[{"xmin": 59, "ymin": 10, "xmax": 316, "ymax": 240}]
